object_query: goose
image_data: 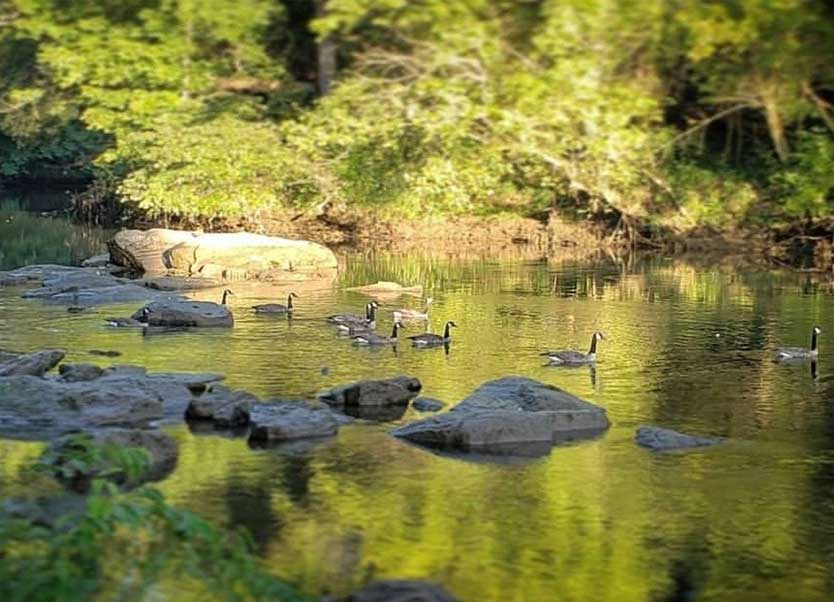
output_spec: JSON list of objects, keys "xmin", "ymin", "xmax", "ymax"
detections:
[
  {"xmin": 336, "ymin": 302, "xmax": 378, "ymax": 334},
  {"xmin": 393, "ymin": 297, "xmax": 432, "ymax": 321},
  {"xmin": 775, "ymin": 326, "xmax": 821, "ymax": 361},
  {"xmin": 408, "ymin": 320, "xmax": 457, "ymax": 346},
  {"xmin": 252, "ymin": 292, "xmax": 298, "ymax": 314},
  {"xmin": 328, "ymin": 300, "xmax": 379, "ymax": 326},
  {"xmin": 220, "ymin": 289, "xmax": 234, "ymax": 305},
  {"xmin": 352, "ymin": 321, "xmax": 404, "ymax": 346},
  {"xmin": 541, "ymin": 331, "xmax": 605, "ymax": 365}
]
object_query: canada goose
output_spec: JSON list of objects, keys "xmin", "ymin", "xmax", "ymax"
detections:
[
  {"xmin": 393, "ymin": 297, "xmax": 433, "ymax": 321},
  {"xmin": 328, "ymin": 300, "xmax": 379, "ymax": 325},
  {"xmin": 541, "ymin": 331, "xmax": 605, "ymax": 365},
  {"xmin": 105, "ymin": 317, "xmax": 146, "ymax": 328},
  {"xmin": 253, "ymin": 292, "xmax": 298, "ymax": 314},
  {"xmin": 775, "ymin": 326, "xmax": 821, "ymax": 361},
  {"xmin": 352, "ymin": 321, "xmax": 404, "ymax": 346},
  {"xmin": 408, "ymin": 320, "xmax": 457, "ymax": 346},
  {"xmin": 336, "ymin": 302, "xmax": 379, "ymax": 333},
  {"xmin": 220, "ymin": 289, "xmax": 234, "ymax": 305}
]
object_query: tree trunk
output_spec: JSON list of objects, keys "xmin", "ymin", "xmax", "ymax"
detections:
[
  {"xmin": 316, "ymin": 0, "xmax": 336, "ymax": 95},
  {"xmin": 762, "ymin": 95, "xmax": 789, "ymax": 161}
]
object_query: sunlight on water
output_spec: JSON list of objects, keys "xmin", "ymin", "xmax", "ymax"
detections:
[{"xmin": 2, "ymin": 216, "xmax": 834, "ymax": 601}]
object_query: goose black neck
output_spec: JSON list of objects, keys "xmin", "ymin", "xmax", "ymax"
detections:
[
  {"xmin": 444, "ymin": 322, "xmax": 452, "ymax": 339},
  {"xmin": 368, "ymin": 304, "xmax": 376, "ymax": 322},
  {"xmin": 391, "ymin": 323, "xmax": 400, "ymax": 338},
  {"xmin": 287, "ymin": 294, "xmax": 294, "ymax": 310},
  {"xmin": 221, "ymin": 291, "xmax": 229, "ymax": 305},
  {"xmin": 589, "ymin": 333, "xmax": 598, "ymax": 354},
  {"xmin": 812, "ymin": 330, "xmax": 818, "ymax": 351}
]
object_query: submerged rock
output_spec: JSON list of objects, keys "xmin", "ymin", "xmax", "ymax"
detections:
[
  {"xmin": 318, "ymin": 376, "xmax": 422, "ymax": 407},
  {"xmin": 392, "ymin": 377, "xmax": 609, "ymax": 456},
  {"xmin": 339, "ymin": 580, "xmax": 457, "ymax": 602},
  {"xmin": 185, "ymin": 385, "xmax": 257, "ymax": 427},
  {"xmin": 110, "ymin": 228, "xmax": 338, "ymax": 280},
  {"xmin": 635, "ymin": 426, "xmax": 723, "ymax": 452},
  {"xmin": 43, "ymin": 428, "xmax": 178, "ymax": 492},
  {"xmin": 59, "ymin": 363, "xmax": 105, "ymax": 382},
  {"xmin": 248, "ymin": 401, "xmax": 348, "ymax": 443},
  {"xmin": 133, "ymin": 299, "xmax": 234, "ymax": 327},
  {"xmin": 0, "ymin": 349, "xmax": 65, "ymax": 377},
  {"xmin": 412, "ymin": 397, "xmax": 445, "ymax": 412}
]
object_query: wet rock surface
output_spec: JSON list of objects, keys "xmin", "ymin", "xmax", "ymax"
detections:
[
  {"xmin": 185, "ymin": 385, "xmax": 257, "ymax": 427},
  {"xmin": 635, "ymin": 426, "xmax": 723, "ymax": 451},
  {"xmin": 0, "ymin": 349, "xmax": 65, "ymax": 377},
  {"xmin": 412, "ymin": 397, "xmax": 445, "ymax": 412},
  {"xmin": 318, "ymin": 376, "xmax": 422, "ymax": 407},
  {"xmin": 44, "ymin": 428, "xmax": 179, "ymax": 492},
  {"xmin": 248, "ymin": 401, "xmax": 350, "ymax": 443},
  {"xmin": 133, "ymin": 299, "xmax": 234, "ymax": 327},
  {"xmin": 59, "ymin": 363, "xmax": 105, "ymax": 382},
  {"xmin": 338, "ymin": 580, "xmax": 457, "ymax": 602},
  {"xmin": 392, "ymin": 377, "xmax": 609, "ymax": 456}
]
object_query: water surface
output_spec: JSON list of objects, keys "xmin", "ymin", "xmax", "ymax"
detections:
[{"xmin": 1, "ymin": 211, "xmax": 834, "ymax": 602}]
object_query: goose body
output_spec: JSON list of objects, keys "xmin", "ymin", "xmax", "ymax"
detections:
[
  {"xmin": 352, "ymin": 322, "xmax": 403, "ymax": 346},
  {"xmin": 253, "ymin": 292, "xmax": 297, "ymax": 314},
  {"xmin": 542, "ymin": 331, "xmax": 605, "ymax": 365},
  {"xmin": 776, "ymin": 327, "xmax": 821, "ymax": 360},
  {"xmin": 408, "ymin": 320, "xmax": 457, "ymax": 346},
  {"xmin": 393, "ymin": 297, "xmax": 432, "ymax": 322},
  {"xmin": 329, "ymin": 301, "xmax": 379, "ymax": 326}
]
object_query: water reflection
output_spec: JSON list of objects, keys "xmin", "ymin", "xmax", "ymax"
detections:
[{"xmin": 3, "ymin": 237, "xmax": 834, "ymax": 599}]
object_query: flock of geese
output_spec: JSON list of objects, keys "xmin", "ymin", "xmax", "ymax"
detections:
[
  {"xmin": 205, "ymin": 290, "xmax": 823, "ymax": 365},
  {"xmin": 98, "ymin": 283, "xmax": 823, "ymax": 366}
]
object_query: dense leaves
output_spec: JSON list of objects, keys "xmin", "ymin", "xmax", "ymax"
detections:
[{"xmin": 1, "ymin": 0, "xmax": 832, "ymax": 229}]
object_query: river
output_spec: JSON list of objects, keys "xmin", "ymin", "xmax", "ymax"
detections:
[{"xmin": 1, "ymin": 196, "xmax": 833, "ymax": 602}]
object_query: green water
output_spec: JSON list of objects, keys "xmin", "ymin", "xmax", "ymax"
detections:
[{"xmin": 2, "ymin": 212, "xmax": 834, "ymax": 601}]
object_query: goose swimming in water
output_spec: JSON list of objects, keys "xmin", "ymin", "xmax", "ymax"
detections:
[
  {"xmin": 336, "ymin": 302, "xmax": 378, "ymax": 334},
  {"xmin": 253, "ymin": 292, "xmax": 297, "ymax": 314},
  {"xmin": 220, "ymin": 289, "xmax": 234, "ymax": 305},
  {"xmin": 352, "ymin": 321, "xmax": 404, "ymax": 346},
  {"xmin": 393, "ymin": 297, "xmax": 432, "ymax": 321},
  {"xmin": 408, "ymin": 320, "xmax": 457, "ymax": 346},
  {"xmin": 541, "ymin": 331, "xmax": 605, "ymax": 365},
  {"xmin": 775, "ymin": 326, "xmax": 821, "ymax": 361},
  {"xmin": 105, "ymin": 307, "xmax": 149, "ymax": 328},
  {"xmin": 328, "ymin": 300, "xmax": 379, "ymax": 326}
]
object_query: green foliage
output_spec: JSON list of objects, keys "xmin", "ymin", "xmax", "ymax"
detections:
[
  {"xmin": 1, "ymin": 0, "xmax": 833, "ymax": 231},
  {"xmin": 1, "ymin": 439, "xmax": 309, "ymax": 602}
]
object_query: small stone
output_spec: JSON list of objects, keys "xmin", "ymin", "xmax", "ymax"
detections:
[{"xmin": 412, "ymin": 397, "xmax": 445, "ymax": 412}]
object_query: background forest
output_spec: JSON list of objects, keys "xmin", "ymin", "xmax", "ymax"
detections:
[{"xmin": 1, "ymin": 0, "xmax": 833, "ymax": 234}]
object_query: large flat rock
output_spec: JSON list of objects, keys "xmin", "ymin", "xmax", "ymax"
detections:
[
  {"xmin": 248, "ymin": 401, "xmax": 349, "ymax": 443},
  {"xmin": 133, "ymin": 299, "xmax": 234, "ymax": 327},
  {"xmin": 110, "ymin": 228, "xmax": 338, "ymax": 280},
  {"xmin": 0, "ymin": 349, "xmax": 65, "ymax": 377},
  {"xmin": 392, "ymin": 377, "xmax": 609, "ymax": 456},
  {"xmin": 635, "ymin": 426, "xmax": 723, "ymax": 452}
]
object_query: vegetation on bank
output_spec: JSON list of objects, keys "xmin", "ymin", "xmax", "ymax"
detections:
[
  {"xmin": 1, "ymin": 436, "xmax": 308, "ymax": 602},
  {"xmin": 1, "ymin": 0, "xmax": 833, "ymax": 235}
]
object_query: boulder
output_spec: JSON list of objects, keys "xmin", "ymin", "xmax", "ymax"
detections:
[
  {"xmin": 412, "ymin": 397, "xmax": 445, "ymax": 412},
  {"xmin": 59, "ymin": 363, "xmax": 105, "ymax": 382},
  {"xmin": 392, "ymin": 377, "xmax": 609, "ymax": 455},
  {"xmin": 185, "ymin": 385, "xmax": 257, "ymax": 427},
  {"xmin": 110, "ymin": 228, "xmax": 338, "ymax": 280},
  {"xmin": 133, "ymin": 299, "xmax": 234, "ymax": 328},
  {"xmin": 340, "ymin": 581, "xmax": 457, "ymax": 602},
  {"xmin": 81, "ymin": 253, "xmax": 111, "ymax": 268},
  {"xmin": 318, "ymin": 376, "xmax": 422, "ymax": 407},
  {"xmin": 635, "ymin": 426, "xmax": 723, "ymax": 452},
  {"xmin": 44, "ymin": 428, "xmax": 178, "ymax": 492},
  {"xmin": 248, "ymin": 401, "xmax": 347, "ymax": 443},
  {"xmin": 0, "ymin": 349, "xmax": 65, "ymax": 377}
]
